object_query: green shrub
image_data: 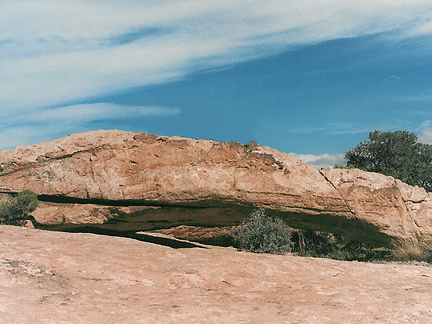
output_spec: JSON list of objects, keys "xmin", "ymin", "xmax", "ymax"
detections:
[
  {"xmin": 0, "ymin": 190, "xmax": 39, "ymax": 226},
  {"xmin": 230, "ymin": 208, "xmax": 293, "ymax": 254},
  {"xmin": 230, "ymin": 210, "xmax": 397, "ymax": 262}
]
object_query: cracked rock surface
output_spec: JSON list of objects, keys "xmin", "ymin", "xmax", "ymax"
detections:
[{"xmin": 0, "ymin": 130, "xmax": 431, "ymax": 244}]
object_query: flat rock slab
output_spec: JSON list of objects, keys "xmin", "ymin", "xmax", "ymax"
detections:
[{"xmin": 1, "ymin": 225, "xmax": 432, "ymax": 323}]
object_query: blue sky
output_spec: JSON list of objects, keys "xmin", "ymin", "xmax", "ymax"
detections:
[{"xmin": 2, "ymin": 1, "xmax": 432, "ymax": 167}]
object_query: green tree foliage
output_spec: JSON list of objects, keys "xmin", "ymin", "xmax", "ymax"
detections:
[
  {"xmin": 0, "ymin": 190, "xmax": 39, "ymax": 225},
  {"xmin": 230, "ymin": 208, "xmax": 293, "ymax": 254},
  {"xmin": 345, "ymin": 130, "xmax": 432, "ymax": 192}
]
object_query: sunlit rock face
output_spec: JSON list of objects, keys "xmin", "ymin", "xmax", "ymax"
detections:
[
  {"xmin": 0, "ymin": 130, "xmax": 431, "ymax": 245},
  {"xmin": 2, "ymin": 225, "xmax": 432, "ymax": 323}
]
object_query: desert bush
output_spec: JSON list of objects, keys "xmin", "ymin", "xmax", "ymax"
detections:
[
  {"xmin": 230, "ymin": 209, "xmax": 393, "ymax": 261},
  {"xmin": 391, "ymin": 235, "xmax": 432, "ymax": 262},
  {"xmin": 230, "ymin": 208, "xmax": 293, "ymax": 254},
  {"xmin": 0, "ymin": 190, "xmax": 39, "ymax": 226},
  {"xmin": 291, "ymin": 230, "xmax": 388, "ymax": 261},
  {"xmin": 292, "ymin": 230, "xmax": 336, "ymax": 257}
]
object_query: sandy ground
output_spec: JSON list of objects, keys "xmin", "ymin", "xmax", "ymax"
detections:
[{"xmin": 0, "ymin": 225, "xmax": 431, "ymax": 323}]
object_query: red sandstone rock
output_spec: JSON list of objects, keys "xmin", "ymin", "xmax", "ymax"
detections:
[
  {"xmin": 0, "ymin": 131, "xmax": 346, "ymax": 209},
  {"xmin": 320, "ymin": 168, "xmax": 432, "ymax": 242},
  {"xmin": 31, "ymin": 202, "xmax": 114, "ymax": 225},
  {"xmin": 1, "ymin": 225, "xmax": 432, "ymax": 323},
  {"xmin": 1, "ymin": 130, "xmax": 432, "ymax": 244}
]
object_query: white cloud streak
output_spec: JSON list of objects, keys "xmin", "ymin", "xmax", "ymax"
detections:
[
  {"xmin": 292, "ymin": 153, "xmax": 347, "ymax": 169},
  {"xmin": 291, "ymin": 123, "xmax": 374, "ymax": 135},
  {"xmin": 1, "ymin": 102, "xmax": 179, "ymax": 126},
  {"xmin": 397, "ymin": 95, "xmax": 432, "ymax": 102},
  {"xmin": 418, "ymin": 121, "xmax": 432, "ymax": 145},
  {"xmin": 1, "ymin": 0, "xmax": 432, "ymax": 112},
  {"xmin": 6, "ymin": 103, "xmax": 179, "ymax": 125},
  {"xmin": 0, "ymin": 103, "xmax": 179, "ymax": 149},
  {"xmin": 1, "ymin": 1, "xmax": 432, "ymax": 149}
]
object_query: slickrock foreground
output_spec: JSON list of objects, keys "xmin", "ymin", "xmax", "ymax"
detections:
[
  {"xmin": 1, "ymin": 225, "xmax": 431, "ymax": 323},
  {"xmin": 0, "ymin": 130, "xmax": 432, "ymax": 244}
]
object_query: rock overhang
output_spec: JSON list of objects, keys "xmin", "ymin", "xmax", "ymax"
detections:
[{"xmin": 0, "ymin": 129, "xmax": 431, "ymax": 246}]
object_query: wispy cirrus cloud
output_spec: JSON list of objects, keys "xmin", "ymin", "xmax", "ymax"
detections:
[
  {"xmin": 292, "ymin": 153, "xmax": 347, "ymax": 169},
  {"xmin": 0, "ymin": 103, "xmax": 180, "ymax": 149},
  {"xmin": 291, "ymin": 118, "xmax": 420, "ymax": 137},
  {"xmin": 4, "ymin": 103, "xmax": 180, "ymax": 126},
  {"xmin": 418, "ymin": 120, "xmax": 432, "ymax": 145},
  {"xmin": 291, "ymin": 122, "xmax": 373, "ymax": 135},
  {"xmin": 2, "ymin": 0, "xmax": 432, "ymax": 113},
  {"xmin": 397, "ymin": 95, "xmax": 432, "ymax": 102},
  {"xmin": 2, "ymin": 1, "xmax": 432, "ymax": 149}
]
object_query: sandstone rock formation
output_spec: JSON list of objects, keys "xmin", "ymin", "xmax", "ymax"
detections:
[
  {"xmin": 1, "ymin": 225, "xmax": 432, "ymax": 323},
  {"xmin": 0, "ymin": 130, "xmax": 432, "ymax": 245},
  {"xmin": 321, "ymin": 168, "xmax": 432, "ymax": 242}
]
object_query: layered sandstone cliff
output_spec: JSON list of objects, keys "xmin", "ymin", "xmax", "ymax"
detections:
[{"xmin": 0, "ymin": 130, "xmax": 431, "ymax": 245}]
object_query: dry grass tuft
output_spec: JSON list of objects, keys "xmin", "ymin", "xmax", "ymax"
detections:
[{"xmin": 391, "ymin": 235, "xmax": 432, "ymax": 262}]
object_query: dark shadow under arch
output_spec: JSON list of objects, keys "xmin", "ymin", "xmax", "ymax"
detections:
[{"xmin": 58, "ymin": 226, "xmax": 207, "ymax": 249}]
